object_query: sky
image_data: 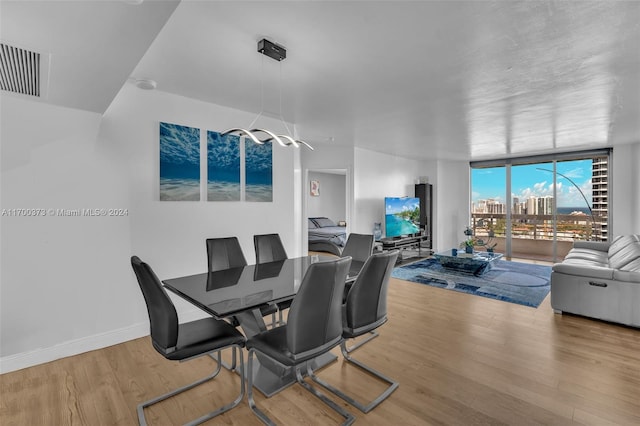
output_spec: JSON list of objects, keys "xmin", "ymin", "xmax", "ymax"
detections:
[{"xmin": 471, "ymin": 159, "xmax": 593, "ymax": 208}]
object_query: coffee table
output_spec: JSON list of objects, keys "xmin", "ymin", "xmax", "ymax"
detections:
[{"xmin": 433, "ymin": 250, "xmax": 503, "ymax": 276}]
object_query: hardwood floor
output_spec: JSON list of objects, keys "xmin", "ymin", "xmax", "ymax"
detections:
[{"xmin": 2, "ymin": 270, "xmax": 639, "ymax": 425}]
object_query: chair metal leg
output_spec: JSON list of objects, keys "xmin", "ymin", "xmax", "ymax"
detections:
[
  {"xmin": 138, "ymin": 345, "xmax": 245, "ymax": 426},
  {"xmin": 308, "ymin": 341, "xmax": 398, "ymax": 414},
  {"xmin": 344, "ymin": 330, "xmax": 378, "ymax": 353},
  {"xmin": 209, "ymin": 346, "xmax": 237, "ymax": 371},
  {"xmin": 247, "ymin": 348, "xmax": 276, "ymax": 426},
  {"xmin": 247, "ymin": 348, "xmax": 355, "ymax": 426},
  {"xmin": 297, "ymin": 365, "xmax": 355, "ymax": 425}
]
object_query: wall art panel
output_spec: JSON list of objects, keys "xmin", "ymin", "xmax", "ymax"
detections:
[
  {"xmin": 159, "ymin": 121, "xmax": 200, "ymax": 201},
  {"xmin": 207, "ymin": 131, "xmax": 241, "ymax": 201},
  {"xmin": 245, "ymin": 139, "xmax": 273, "ymax": 202}
]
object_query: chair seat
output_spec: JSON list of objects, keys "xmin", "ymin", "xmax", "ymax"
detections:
[
  {"xmin": 342, "ymin": 316, "xmax": 387, "ymax": 340},
  {"xmin": 246, "ymin": 326, "xmax": 342, "ymax": 366},
  {"xmin": 156, "ymin": 317, "xmax": 245, "ymax": 361}
]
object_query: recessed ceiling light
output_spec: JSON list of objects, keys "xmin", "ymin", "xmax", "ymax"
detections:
[{"xmin": 134, "ymin": 79, "xmax": 157, "ymax": 90}]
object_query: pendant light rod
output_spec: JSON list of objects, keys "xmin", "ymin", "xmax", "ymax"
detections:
[{"xmin": 221, "ymin": 38, "xmax": 313, "ymax": 150}]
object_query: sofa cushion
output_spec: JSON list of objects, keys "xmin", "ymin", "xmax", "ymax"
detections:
[
  {"xmin": 608, "ymin": 233, "xmax": 639, "ymax": 256},
  {"xmin": 614, "ymin": 269, "xmax": 640, "ymax": 282},
  {"xmin": 608, "ymin": 238, "xmax": 640, "ymax": 270},
  {"xmin": 619, "ymin": 256, "xmax": 640, "ymax": 272},
  {"xmin": 573, "ymin": 240, "xmax": 610, "ymax": 252},
  {"xmin": 552, "ymin": 262, "xmax": 614, "ymax": 280},
  {"xmin": 560, "ymin": 257, "xmax": 609, "ymax": 268},
  {"xmin": 564, "ymin": 249, "xmax": 609, "ymax": 264}
]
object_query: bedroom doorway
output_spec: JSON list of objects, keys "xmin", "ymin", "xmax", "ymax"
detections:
[{"xmin": 305, "ymin": 168, "xmax": 350, "ymax": 254}]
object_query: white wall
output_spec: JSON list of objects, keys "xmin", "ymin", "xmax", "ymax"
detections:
[
  {"xmin": 612, "ymin": 142, "xmax": 640, "ymax": 235},
  {"xmin": 0, "ymin": 85, "xmax": 300, "ymax": 372},
  {"xmin": 308, "ymin": 171, "xmax": 346, "ymax": 223},
  {"xmin": 1, "ymin": 95, "xmax": 134, "ymax": 367},
  {"xmin": 105, "ymin": 84, "xmax": 298, "ymax": 272},
  {"xmin": 435, "ymin": 159, "xmax": 471, "ymax": 250},
  {"xmin": 353, "ymin": 148, "xmax": 438, "ymax": 236}
]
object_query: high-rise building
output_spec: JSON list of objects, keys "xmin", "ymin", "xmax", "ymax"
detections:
[
  {"xmin": 526, "ymin": 197, "xmax": 538, "ymax": 215},
  {"xmin": 513, "ymin": 197, "xmax": 521, "ymax": 214},
  {"xmin": 592, "ymin": 156, "xmax": 608, "ymax": 241}
]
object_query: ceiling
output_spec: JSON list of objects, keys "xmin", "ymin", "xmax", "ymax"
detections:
[{"xmin": 1, "ymin": 0, "xmax": 639, "ymax": 161}]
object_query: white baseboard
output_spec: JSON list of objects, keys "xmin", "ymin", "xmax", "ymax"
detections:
[{"xmin": 0, "ymin": 309, "xmax": 208, "ymax": 374}]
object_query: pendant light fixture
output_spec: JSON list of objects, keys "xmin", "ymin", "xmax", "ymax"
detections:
[{"xmin": 221, "ymin": 39, "xmax": 313, "ymax": 150}]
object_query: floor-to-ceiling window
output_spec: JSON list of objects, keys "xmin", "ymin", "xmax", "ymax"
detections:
[{"xmin": 471, "ymin": 149, "xmax": 611, "ymax": 262}]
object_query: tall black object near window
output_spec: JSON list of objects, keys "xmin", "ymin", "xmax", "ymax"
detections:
[{"xmin": 415, "ymin": 183, "xmax": 433, "ymax": 249}]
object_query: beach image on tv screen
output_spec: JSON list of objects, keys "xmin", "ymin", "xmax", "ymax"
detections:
[{"xmin": 385, "ymin": 197, "xmax": 420, "ymax": 237}]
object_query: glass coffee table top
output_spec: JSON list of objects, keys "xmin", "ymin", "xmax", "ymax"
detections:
[{"xmin": 433, "ymin": 250, "xmax": 503, "ymax": 276}]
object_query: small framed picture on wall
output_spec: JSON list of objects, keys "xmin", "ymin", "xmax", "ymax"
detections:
[{"xmin": 310, "ymin": 180, "xmax": 320, "ymax": 197}]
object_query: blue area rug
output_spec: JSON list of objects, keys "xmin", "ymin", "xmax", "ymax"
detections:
[{"xmin": 392, "ymin": 258, "xmax": 551, "ymax": 308}]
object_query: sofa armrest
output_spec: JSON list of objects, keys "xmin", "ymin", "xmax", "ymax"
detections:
[
  {"xmin": 572, "ymin": 240, "xmax": 610, "ymax": 252},
  {"xmin": 552, "ymin": 263, "xmax": 614, "ymax": 280}
]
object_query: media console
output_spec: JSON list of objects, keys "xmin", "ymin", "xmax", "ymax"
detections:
[{"xmin": 380, "ymin": 235, "xmax": 431, "ymax": 262}]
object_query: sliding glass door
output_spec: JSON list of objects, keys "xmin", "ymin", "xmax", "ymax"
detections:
[
  {"xmin": 471, "ymin": 150, "xmax": 610, "ymax": 262},
  {"xmin": 471, "ymin": 166, "xmax": 506, "ymax": 255}
]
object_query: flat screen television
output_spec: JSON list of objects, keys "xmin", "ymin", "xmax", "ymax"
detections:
[{"xmin": 385, "ymin": 197, "xmax": 421, "ymax": 238}]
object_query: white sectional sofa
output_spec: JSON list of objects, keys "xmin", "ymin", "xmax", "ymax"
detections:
[{"xmin": 550, "ymin": 234, "xmax": 640, "ymax": 327}]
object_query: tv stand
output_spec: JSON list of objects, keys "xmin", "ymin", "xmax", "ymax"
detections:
[{"xmin": 380, "ymin": 235, "xmax": 431, "ymax": 262}]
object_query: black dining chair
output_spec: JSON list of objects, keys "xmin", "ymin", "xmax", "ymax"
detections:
[
  {"xmin": 130, "ymin": 256, "xmax": 246, "ymax": 426},
  {"xmin": 253, "ymin": 233, "xmax": 291, "ymax": 326},
  {"xmin": 246, "ymin": 256, "xmax": 355, "ymax": 426},
  {"xmin": 308, "ymin": 250, "xmax": 400, "ymax": 414},
  {"xmin": 342, "ymin": 233, "xmax": 374, "ymax": 278},
  {"xmin": 206, "ymin": 237, "xmax": 278, "ymax": 328},
  {"xmin": 205, "ymin": 236, "xmax": 249, "ymax": 271},
  {"xmin": 340, "ymin": 233, "xmax": 375, "ymax": 351},
  {"xmin": 253, "ymin": 233, "xmax": 288, "ymax": 264}
]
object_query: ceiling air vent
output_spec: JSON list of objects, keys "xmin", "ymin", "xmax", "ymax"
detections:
[{"xmin": 0, "ymin": 43, "xmax": 41, "ymax": 97}]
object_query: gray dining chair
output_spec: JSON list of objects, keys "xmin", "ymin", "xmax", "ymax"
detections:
[
  {"xmin": 246, "ymin": 256, "xmax": 355, "ymax": 426},
  {"xmin": 342, "ymin": 233, "xmax": 374, "ymax": 278},
  {"xmin": 340, "ymin": 233, "xmax": 375, "ymax": 351},
  {"xmin": 253, "ymin": 233, "xmax": 288, "ymax": 264},
  {"xmin": 254, "ymin": 233, "xmax": 291, "ymax": 326},
  {"xmin": 308, "ymin": 250, "xmax": 400, "ymax": 413},
  {"xmin": 206, "ymin": 237, "xmax": 278, "ymax": 328},
  {"xmin": 130, "ymin": 256, "xmax": 246, "ymax": 426},
  {"xmin": 205, "ymin": 236, "xmax": 249, "ymax": 271}
]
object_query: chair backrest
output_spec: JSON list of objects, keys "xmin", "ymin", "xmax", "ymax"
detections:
[
  {"xmin": 343, "ymin": 250, "xmax": 399, "ymax": 335},
  {"xmin": 254, "ymin": 233, "xmax": 288, "ymax": 264},
  {"xmin": 130, "ymin": 256, "xmax": 178, "ymax": 352},
  {"xmin": 342, "ymin": 233, "xmax": 374, "ymax": 263},
  {"xmin": 286, "ymin": 257, "xmax": 352, "ymax": 360},
  {"xmin": 206, "ymin": 237, "xmax": 248, "ymax": 272}
]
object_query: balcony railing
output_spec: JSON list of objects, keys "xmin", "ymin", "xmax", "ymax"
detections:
[{"xmin": 471, "ymin": 212, "xmax": 607, "ymax": 261}]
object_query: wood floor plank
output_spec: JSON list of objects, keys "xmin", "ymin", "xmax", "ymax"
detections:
[{"xmin": 2, "ymin": 270, "xmax": 640, "ymax": 425}]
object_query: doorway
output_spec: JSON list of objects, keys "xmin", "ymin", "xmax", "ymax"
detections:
[{"xmin": 304, "ymin": 168, "xmax": 351, "ymax": 253}]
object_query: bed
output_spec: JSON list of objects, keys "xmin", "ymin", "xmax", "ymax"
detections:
[{"xmin": 308, "ymin": 217, "xmax": 347, "ymax": 253}]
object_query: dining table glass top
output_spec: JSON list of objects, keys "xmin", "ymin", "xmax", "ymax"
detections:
[{"xmin": 162, "ymin": 255, "xmax": 342, "ymax": 318}]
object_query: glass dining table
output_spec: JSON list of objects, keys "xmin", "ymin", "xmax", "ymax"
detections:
[{"xmin": 162, "ymin": 254, "xmax": 353, "ymax": 397}]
